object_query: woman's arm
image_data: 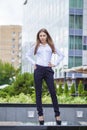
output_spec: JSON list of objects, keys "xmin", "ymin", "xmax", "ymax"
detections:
[
  {"xmin": 25, "ymin": 44, "xmax": 36, "ymax": 66},
  {"xmin": 48, "ymin": 46, "xmax": 65, "ymax": 67},
  {"xmin": 54, "ymin": 47, "xmax": 65, "ymax": 66}
]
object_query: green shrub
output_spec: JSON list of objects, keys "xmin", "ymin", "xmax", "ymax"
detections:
[
  {"xmin": 0, "ymin": 85, "xmax": 15, "ymax": 98},
  {"xmin": 0, "ymin": 92, "xmax": 87, "ymax": 104},
  {"xmin": 64, "ymin": 82, "xmax": 69, "ymax": 96},
  {"xmin": 81, "ymin": 91, "xmax": 87, "ymax": 97},
  {"xmin": 57, "ymin": 81, "xmax": 63, "ymax": 95},
  {"xmin": 42, "ymin": 80, "xmax": 57, "ymax": 97},
  {"xmin": 0, "ymin": 60, "xmax": 16, "ymax": 85},
  {"xmin": 13, "ymin": 72, "xmax": 34, "ymax": 95},
  {"xmin": 70, "ymin": 83, "xmax": 76, "ymax": 96},
  {"xmin": 0, "ymin": 90, "xmax": 8, "ymax": 98},
  {"xmin": 78, "ymin": 80, "xmax": 84, "ymax": 96}
]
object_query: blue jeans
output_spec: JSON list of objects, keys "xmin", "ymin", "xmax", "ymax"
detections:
[{"xmin": 34, "ymin": 64, "xmax": 60, "ymax": 117}]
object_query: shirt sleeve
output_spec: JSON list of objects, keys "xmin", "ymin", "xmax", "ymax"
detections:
[
  {"xmin": 53, "ymin": 45, "xmax": 65, "ymax": 66},
  {"xmin": 25, "ymin": 44, "xmax": 36, "ymax": 65}
]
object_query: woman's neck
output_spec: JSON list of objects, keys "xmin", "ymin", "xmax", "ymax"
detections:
[{"xmin": 41, "ymin": 42, "xmax": 47, "ymax": 45}]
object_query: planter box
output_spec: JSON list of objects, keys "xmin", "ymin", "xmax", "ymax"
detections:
[{"xmin": 0, "ymin": 104, "xmax": 87, "ymax": 129}]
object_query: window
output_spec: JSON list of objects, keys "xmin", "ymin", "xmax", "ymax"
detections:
[
  {"xmin": 69, "ymin": 56, "xmax": 74, "ymax": 68},
  {"xmin": 69, "ymin": 0, "xmax": 74, "ymax": 8},
  {"xmin": 12, "ymin": 38, "xmax": 15, "ymax": 42},
  {"xmin": 69, "ymin": 0, "xmax": 83, "ymax": 9},
  {"xmin": 83, "ymin": 36, "xmax": 87, "ymax": 44},
  {"xmin": 75, "ymin": 15, "xmax": 83, "ymax": 29},
  {"xmin": 11, "ymin": 58, "xmax": 15, "ymax": 62},
  {"xmin": 12, "ymin": 50, "xmax": 15, "ymax": 54},
  {"xmin": 69, "ymin": 36, "xmax": 74, "ymax": 49},
  {"xmin": 75, "ymin": 56, "xmax": 82, "ymax": 66},
  {"xmin": 75, "ymin": 36, "xmax": 82, "ymax": 49},
  {"xmin": 69, "ymin": 15, "xmax": 83, "ymax": 29},
  {"xmin": 83, "ymin": 45, "xmax": 87, "ymax": 50},
  {"xmin": 69, "ymin": 36, "xmax": 82, "ymax": 50},
  {"xmin": 12, "ymin": 32, "xmax": 15, "ymax": 34},
  {"xmin": 69, "ymin": 15, "xmax": 74, "ymax": 28},
  {"xmin": 12, "ymin": 45, "xmax": 15, "ymax": 48},
  {"xmin": 77, "ymin": 0, "xmax": 83, "ymax": 8},
  {"xmin": 69, "ymin": 56, "xmax": 82, "ymax": 68},
  {"xmin": 12, "ymin": 32, "xmax": 16, "ymax": 37}
]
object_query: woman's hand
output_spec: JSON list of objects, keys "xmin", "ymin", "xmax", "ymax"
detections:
[
  {"xmin": 48, "ymin": 62, "xmax": 55, "ymax": 67},
  {"xmin": 34, "ymin": 64, "xmax": 37, "ymax": 70}
]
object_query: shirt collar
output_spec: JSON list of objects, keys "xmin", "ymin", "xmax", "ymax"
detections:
[{"xmin": 40, "ymin": 43, "xmax": 48, "ymax": 46}]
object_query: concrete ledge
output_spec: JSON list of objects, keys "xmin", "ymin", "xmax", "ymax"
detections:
[
  {"xmin": 0, "ymin": 103, "xmax": 87, "ymax": 107},
  {"xmin": 0, "ymin": 104, "xmax": 87, "ymax": 126}
]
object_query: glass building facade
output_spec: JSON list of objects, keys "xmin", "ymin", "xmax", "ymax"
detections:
[
  {"xmin": 69, "ymin": 0, "xmax": 87, "ymax": 78},
  {"xmin": 22, "ymin": 0, "xmax": 87, "ymax": 79},
  {"xmin": 69, "ymin": 0, "xmax": 83, "ymax": 69}
]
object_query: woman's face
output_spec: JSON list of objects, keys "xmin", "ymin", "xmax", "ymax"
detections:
[{"xmin": 39, "ymin": 31, "xmax": 47, "ymax": 44}]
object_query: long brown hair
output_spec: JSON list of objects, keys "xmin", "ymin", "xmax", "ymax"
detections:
[{"xmin": 34, "ymin": 28, "xmax": 56, "ymax": 55}]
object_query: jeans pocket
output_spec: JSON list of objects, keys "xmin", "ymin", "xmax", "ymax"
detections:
[{"xmin": 48, "ymin": 67, "xmax": 54, "ymax": 74}]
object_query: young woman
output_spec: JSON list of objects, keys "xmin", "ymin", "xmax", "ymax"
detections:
[{"xmin": 26, "ymin": 28, "xmax": 64, "ymax": 125}]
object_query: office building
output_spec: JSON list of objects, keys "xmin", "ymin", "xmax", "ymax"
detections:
[{"xmin": 0, "ymin": 25, "xmax": 22, "ymax": 69}]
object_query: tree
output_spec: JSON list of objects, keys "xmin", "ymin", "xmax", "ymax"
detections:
[
  {"xmin": 57, "ymin": 81, "xmax": 63, "ymax": 95},
  {"xmin": 70, "ymin": 83, "xmax": 75, "ymax": 96},
  {"xmin": 0, "ymin": 60, "xmax": 16, "ymax": 85},
  {"xmin": 78, "ymin": 80, "xmax": 84, "ymax": 96},
  {"xmin": 13, "ymin": 72, "xmax": 34, "ymax": 95},
  {"xmin": 64, "ymin": 82, "xmax": 69, "ymax": 96}
]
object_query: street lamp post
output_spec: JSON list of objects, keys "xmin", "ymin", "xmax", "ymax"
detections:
[
  {"xmin": 63, "ymin": 65, "xmax": 68, "ymax": 83},
  {"xmin": 64, "ymin": 71, "xmax": 66, "ymax": 83}
]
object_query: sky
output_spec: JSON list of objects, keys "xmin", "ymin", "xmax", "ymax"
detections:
[{"xmin": 0, "ymin": 0, "xmax": 24, "ymax": 25}]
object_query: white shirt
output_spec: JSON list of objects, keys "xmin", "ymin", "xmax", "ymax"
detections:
[{"xmin": 26, "ymin": 43, "xmax": 64, "ymax": 67}]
